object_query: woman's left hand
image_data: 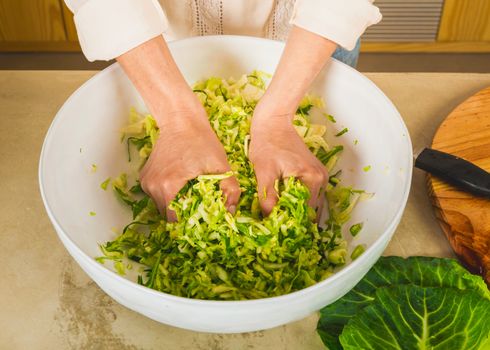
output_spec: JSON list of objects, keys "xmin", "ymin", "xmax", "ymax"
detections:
[
  {"xmin": 247, "ymin": 26, "xmax": 337, "ymax": 218},
  {"xmin": 249, "ymin": 103, "xmax": 328, "ymax": 218}
]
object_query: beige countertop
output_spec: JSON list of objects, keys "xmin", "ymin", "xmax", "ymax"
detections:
[{"xmin": 1, "ymin": 71, "xmax": 490, "ymax": 350}]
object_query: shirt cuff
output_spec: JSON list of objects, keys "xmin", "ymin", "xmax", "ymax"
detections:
[
  {"xmin": 74, "ymin": 0, "xmax": 168, "ymax": 61},
  {"xmin": 290, "ymin": 0, "xmax": 382, "ymax": 51}
]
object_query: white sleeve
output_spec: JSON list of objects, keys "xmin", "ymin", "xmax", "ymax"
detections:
[
  {"xmin": 64, "ymin": 0, "xmax": 168, "ymax": 62},
  {"xmin": 63, "ymin": 0, "xmax": 87, "ymax": 12},
  {"xmin": 290, "ymin": 0, "xmax": 382, "ymax": 50}
]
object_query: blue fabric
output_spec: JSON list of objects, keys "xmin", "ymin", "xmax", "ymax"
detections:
[{"xmin": 331, "ymin": 39, "xmax": 361, "ymax": 68}]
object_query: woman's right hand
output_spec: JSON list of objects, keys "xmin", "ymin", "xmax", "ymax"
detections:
[
  {"xmin": 140, "ymin": 102, "xmax": 240, "ymax": 221},
  {"xmin": 116, "ymin": 36, "xmax": 240, "ymax": 221}
]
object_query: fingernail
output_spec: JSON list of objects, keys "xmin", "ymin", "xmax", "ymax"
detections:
[
  {"xmin": 166, "ymin": 208, "xmax": 177, "ymax": 222},
  {"xmin": 228, "ymin": 205, "xmax": 236, "ymax": 215},
  {"xmin": 261, "ymin": 208, "xmax": 271, "ymax": 217}
]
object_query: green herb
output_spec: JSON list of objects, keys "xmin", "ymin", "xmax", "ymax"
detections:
[
  {"xmin": 100, "ymin": 177, "xmax": 111, "ymax": 191},
  {"xmin": 114, "ymin": 187, "xmax": 133, "ymax": 205},
  {"xmin": 126, "ymin": 135, "xmax": 151, "ymax": 162},
  {"xmin": 129, "ymin": 182, "xmax": 143, "ymax": 194},
  {"xmin": 316, "ymin": 146, "xmax": 343, "ymax": 168},
  {"xmin": 114, "ymin": 261, "xmax": 126, "ymax": 275},
  {"xmin": 131, "ymin": 197, "xmax": 150, "ymax": 219},
  {"xmin": 335, "ymin": 128, "xmax": 348, "ymax": 137},
  {"xmin": 317, "ymin": 256, "xmax": 490, "ymax": 350},
  {"xmin": 91, "ymin": 164, "xmax": 97, "ymax": 173},
  {"xmin": 89, "ymin": 211, "xmax": 96, "ymax": 216},
  {"xmin": 363, "ymin": 165, "xmax": 371, "ymax": 172},
  {"xmin": 192, "ymin": 89, "xmax": 209, "ymax": 104},
  {"xmin": 328, "ymin": 170, "xmax": 342, "ymax": 186},
  {"xmin": 350, "ymin": 244, "xmax": 365, "ymax": 260},
  {"xmin": 353, "ymin": 139, "xmax": 358, "ymax": 145},
  {"xmin": 98, "ymin": 72, "xmax": 363, "ymax": 300},
  {"xmin": 297, "ymin": 104, "xmax": 313, "ymax": 115},
  {"xmin": 122, "ymin": 220, "xmax": 156, "ymax": 234},
  {"xmin": 349, "ymin": 223, "xmax": 363, "ymax": 236},
  {"xmin": 325, "ymin": 114, "xmax": 336, "ymax": 123}
]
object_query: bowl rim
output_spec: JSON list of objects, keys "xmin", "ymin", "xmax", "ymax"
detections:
[{"xmin": 39, "ymin": 35, "xmax": 413, "ymax": 306}]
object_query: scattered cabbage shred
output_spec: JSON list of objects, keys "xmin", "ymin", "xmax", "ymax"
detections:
[{"xmin": 97, "ymin": 71, "xmax": 363, "ymax": 300}]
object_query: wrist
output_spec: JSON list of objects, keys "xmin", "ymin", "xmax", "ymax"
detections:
[
  {"xmin": 149, "ymin": 92, "xmax": 209, "ymax": 130},
  {"xmin": 252, "ymin": 94, "xmax": 295, "ymax": 121},
  {"xmin": 258, "ymin": 88, "xmax": 300, "ymax": 116},
  {"xmin": 146, "ymin": 73, "xmax": 195, "ymax": 106},
  {"xmin": 251, "ymin": 105, "xmax": 295, "ymax": 136},
  {"xmin": 116, "ymin": 36, "xmax": 208, "ymax": 129}
]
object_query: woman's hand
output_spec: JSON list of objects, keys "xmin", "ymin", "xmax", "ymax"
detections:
[
  {"xmin": 140, "ymin": 105, "xmax": 240, "ymax": 221},
  {"xmin": 250, "ymin": 106, "xmax": 328, "ymax": 217},
  {"xmin": 117, "ymin": 36, "xmax": 240, "ymax": 220},
  {"xmin": 249, "ymin": 26, "xmax": 337, "ymax": 217}
]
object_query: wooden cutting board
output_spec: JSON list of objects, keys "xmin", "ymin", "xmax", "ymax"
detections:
[{"xmin": 427, "ymin": 86, "xmax": 490, "ymax": 285}]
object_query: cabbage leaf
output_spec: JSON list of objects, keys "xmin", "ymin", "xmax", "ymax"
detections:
[
  {"xmin": 318, "ymin": 256, "xmax": 490, "ymax": 350},
  {"xmin": 340, "ymin": 286, "xmax": 490, "ymax": 350}
]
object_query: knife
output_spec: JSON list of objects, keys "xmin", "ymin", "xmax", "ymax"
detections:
[{"xmin": 414, "ymin": 148, "xmax": 490, "ymax": 198}]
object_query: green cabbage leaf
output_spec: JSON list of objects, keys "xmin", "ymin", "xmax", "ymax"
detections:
[
  {"xmin": 340, "ymin": 286, "xmax": 490, "ymax": 350},
  {"xmin": 317, "ymin": 256, "xmax": 490, "ymax": 350}
]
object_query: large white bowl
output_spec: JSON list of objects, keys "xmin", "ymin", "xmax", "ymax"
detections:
[{"xmin": 39, "ymin": 36, "xmax": 412, "ymax": 333}]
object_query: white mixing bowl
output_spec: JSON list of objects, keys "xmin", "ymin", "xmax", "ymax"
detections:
[{"xmin": 39, "ymin": 36, "xmax": 412, "ymax": 333}]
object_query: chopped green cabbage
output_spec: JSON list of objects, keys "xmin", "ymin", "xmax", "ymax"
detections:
[
  {"xmin": 97, "ymin": 71, "xmax": 364, "ymax": 300},
  {"xmin": 349, "ymin": 223, "xmax": 363, "ymax": 237}
]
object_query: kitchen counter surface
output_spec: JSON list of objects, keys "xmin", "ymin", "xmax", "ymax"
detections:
[{"xmin": 1, "ymin": 71, "xmax": 490, "ymax": 349}]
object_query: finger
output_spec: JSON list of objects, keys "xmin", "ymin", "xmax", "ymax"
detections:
[
  {"xmin": 140, "ymin": 172, "xmax": 189, "ymax": 222},
  {"xmin": 165, "ymin": 207, "xmax": 177, "ymax": 223},
  {"xmin": 306, "ymin": 181, "xmax": 322, "ymax": 211},
  {"xmin": 142, "ymin": 184, "xmax": 173, "ymax": 221},
  {"xmin": 255, "ymin": 167, "xmax": 280, "ymax": 216},
  {"xmin": 220, "ymin": 176, "xmax": 241, "ymax": 214},
  {"xmin": 154, "ymin": 188, "xmax": 168, "ymax": 219},
  {"xmin": 160, "ymin": 175, "xmax": 189, "ymax": 222},
  {"xmin": 140, "ymin": 176, "xmax": 167, "ymax": 218},
  {"xmin": 300, "ymin": 168, "xmax": 328, "ymax": 211},
  {"xmin": 316, "ymin": 189, "xmax": 325, "ymax": 223}
]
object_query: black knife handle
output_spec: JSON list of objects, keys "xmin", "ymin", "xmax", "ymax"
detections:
[{"xmin": 415, "ymin": 148, "xmax": 490, "ymax": 198}]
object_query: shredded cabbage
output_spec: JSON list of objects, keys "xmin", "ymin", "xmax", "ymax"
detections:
[{"xmin": 96, "ymin": 71, "xmax": 364, "ymax": 300}]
